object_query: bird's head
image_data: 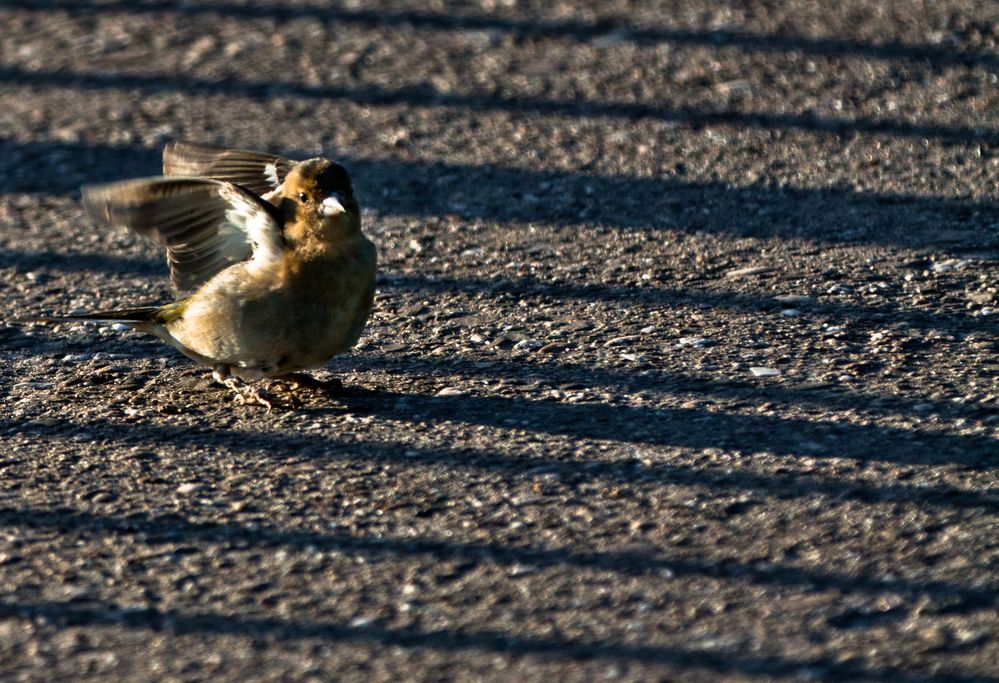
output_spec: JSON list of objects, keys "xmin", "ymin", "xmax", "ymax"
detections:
[{"xmin": 279, "ymin": 158, "xmax": 360, "ymax": 240}]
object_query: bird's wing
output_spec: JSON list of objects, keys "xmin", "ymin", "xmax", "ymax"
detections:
[
  {"xmin": 163, "ymin": 141, "xmax": 295, "ymax": 197},
  {"xmin": 83, "ymin": 178, "xmax": 284, "ymax": 292}
]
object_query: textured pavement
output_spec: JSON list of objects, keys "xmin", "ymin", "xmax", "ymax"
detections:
[{"xmin": 1, "ymin": 1, "xmax": 998, "ymax": 681}]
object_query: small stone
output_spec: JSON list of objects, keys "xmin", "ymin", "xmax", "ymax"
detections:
[
  {"xmin": 781, "ymin": 309, "xmax": 802, "ymax": 317},
  {"xmin": 111, "ymin": 323, "xmax": 131, "ymax": 332},
  {"xmin": 92, "ymin": 353, "xmax": 129, "ymax": 361},
  {"xmin": 32, "ymin": 417, "xmax": 61, "ymax": 427},
  {"xmin": 726, "ymin": 266, "xmax": 771, "ymax": 279},
  {"xmin": 14, "ymin": 381, "xmax": 53, "ymax": 389},
  {"xmin": 469, "ymin": 333, "xmax": 486, "ymax": 344},
  {"xmin": 966, "ymin": 290, "xmax": 994, "ymax": 304},
  {"xmin": 677, "ymin": 337, "xmax": 710, "ymax": 348},
  {"xmin": 796, "ymin": 381, "xmax": 833, "ymax": 390},
  {"xmin": 931, "ymin": 259, "xmax": 967, "ymax": 273},
  {"xmin": 603, "ymin": 336, "xmax": 638, "ymax": 347},
  {"xmin": 774, "ymin": 295, "xmax": 815, "ymax": 305},
  {"xmin": 436, "ymin": 387, "xmax": 466, "ymax": 397},
  {"xmin": 514, "ymin": 339, "xmax": 544, "ymax": 350},
  {"xmin": 953, "ymin": 628, "xmax": 988, "ymax": 647},
  {"xmin": 750, "ymin": 367, "xmax": 781, "ymax": 377},
  {"xmin": 176, "ymin": 483, "xmax": 201, "ymax": 495}
]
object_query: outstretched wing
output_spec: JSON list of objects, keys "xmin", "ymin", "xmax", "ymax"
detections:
[
  {"xmin": 163, "ymin": 141, "xmax": 295, "ymax": 197},
  {"xmin": 83, "ymin": 178, "xmax": 284, "ymax": 292}
]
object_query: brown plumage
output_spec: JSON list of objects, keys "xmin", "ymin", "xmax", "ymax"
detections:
[{"xmin": 26, "ymin": 142, "xmax": 377, "ymax": 408}]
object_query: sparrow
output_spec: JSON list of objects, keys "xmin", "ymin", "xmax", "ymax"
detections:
[{"xmin": 18, "ymin": 142, "xmax": 377, "ymax": 408}]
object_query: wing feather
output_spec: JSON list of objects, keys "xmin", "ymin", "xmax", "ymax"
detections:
[
  {"xmin": 163, "ymin": 141, "xmax": 295, "ymax": 197},
  {"xmin": 82, "ymin": 177, "xmax": 283, "ymax": 291}
]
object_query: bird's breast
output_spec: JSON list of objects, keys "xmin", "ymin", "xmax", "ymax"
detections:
[{"xmin": 167, "ymin": 235, "xmax": 375, "ymax": 374}]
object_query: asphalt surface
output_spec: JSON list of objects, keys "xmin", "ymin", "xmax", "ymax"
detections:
[{"xmin": 1, "ymin": 1, "xmax": 998, "ymax": 681}]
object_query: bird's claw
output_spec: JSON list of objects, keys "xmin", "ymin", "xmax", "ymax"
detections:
[
  {"xmin": 232, "ymin": 385, "xmax": 275, "ymax": 411},
  {"xmin": 214, "ymin": 365, "xmax": 275, "ymax": 411}
]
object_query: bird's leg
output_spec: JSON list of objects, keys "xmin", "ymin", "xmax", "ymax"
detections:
[
  {"xmin": 212, "ymin": 364, "xmax": 274, "ymax": 411},
  {"xmin": 274, "ymin": 372, "xmax": 346, "ymax": 395}
]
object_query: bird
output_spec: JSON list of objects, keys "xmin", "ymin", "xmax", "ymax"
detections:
[{"xmin": 17, "ymin": 141, "xmax": 377, "ymax": 409}]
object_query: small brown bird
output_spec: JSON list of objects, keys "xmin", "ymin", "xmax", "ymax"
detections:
[{"xmin": 23, "ymin": 142, "xmax": 377, "ymax": 408}]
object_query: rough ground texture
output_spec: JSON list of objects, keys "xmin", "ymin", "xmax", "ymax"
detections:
[{"xmin": 1, "ymin": 1, "xmax": 998, "ymax": 680}]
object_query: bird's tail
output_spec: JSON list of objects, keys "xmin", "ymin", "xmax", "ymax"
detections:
[{"xmin": 12, "ymin": 306, "xmax": 163, "ymax": 325}]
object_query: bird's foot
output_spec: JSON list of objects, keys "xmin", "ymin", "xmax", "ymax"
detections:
[
  {"xmin": 232, "ymin": 385, "xmax": 275, "ymax": 411},
  {"xmin": 213, "ymin": 365, "xmax": 276, "ymax": 411}
]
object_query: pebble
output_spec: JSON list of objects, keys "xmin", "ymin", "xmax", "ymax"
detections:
[
  {"xmin": 774, "ymin": 295, "xmax": 815, "ymax": 305},
  {"xmin": 726, "ymin": 266, "xmax": 771, "ymax": 279},
  {"xmin": 14, "ymin": 381, "xmax": 53, "ymax": 389},
  {"xmin": 111, "ymin": 323, "xmax": 131, "ymax": 332},
  {"xmin": 931, "ymin": 259, "xmax": 968, "ymax": 273},
  {"xmin": 31, "ymin": 417, "xmax": 61, "ymax": 427},
  {"xmin": 603, "ymin": 336, "xmax": 638, "ymax": 347},
  {"xmin": 61, "ymin": 354, "xmax": 89, "ymax": 363},
  {"xmin": 514, "ymin": 339, "xmax": 544, "ymax": 350},
  {"xmin": 781, "ymin": 309, "xmax": 802, "ymax": 317},
  {"xmin": 966, "ymin": 291, "xmax": 994, "ymax": 304},
  {"xmin": 795, "ymin": 381, "xmax": 833, "ymax": 390},
  {"xmin": 436, "ymin": 387, "xmax": 467, "ymax": 397},
  {"xmin": 176, "ymin": 483, "xmax": 201, "ymax": 495},
  {"xmin": 749, "ymin": 367, "xmax": 781, "ymax": 377},
  {"xmin": 677, "ymin": 337, "xmax": 710, "ymax": 348},
  {"xmin": 826, "ymin": 284, "xmax": 854, "ymax": 295}
]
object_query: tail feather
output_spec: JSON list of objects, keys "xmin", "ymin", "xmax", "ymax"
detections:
[{"xmin": 13, "ymin": 306, "xmax": 163, "ymax": 325}]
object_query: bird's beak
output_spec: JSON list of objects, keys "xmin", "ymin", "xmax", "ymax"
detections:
[{"xmin": 321, "ymin": 194, "xmax": 346, "ymax": 217}]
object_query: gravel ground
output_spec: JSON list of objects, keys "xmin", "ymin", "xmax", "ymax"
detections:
[{"xmin": 1, "ymin": 1, "xmax": 998, "ymax": 681}]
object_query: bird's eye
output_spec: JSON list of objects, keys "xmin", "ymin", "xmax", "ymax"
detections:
[{"xmin": 298, "ymin": 192, "xmax": 308, "ymax": 202}]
